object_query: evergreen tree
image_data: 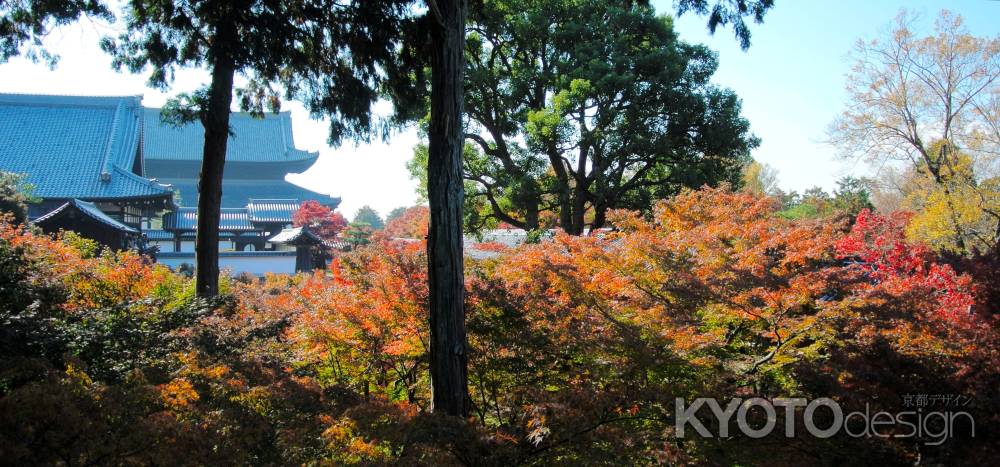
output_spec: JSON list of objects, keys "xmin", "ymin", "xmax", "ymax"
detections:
[
  {"xmin": 342, "ymin": 221, "xmax": 373, "ymax": 249},
  {"xmin": 352, "ymin": 205, "xmax": 385, "ymax": 230},
  {"xmin": 410, "ymin": 0, "xmax": 764, "ymax": 234},
  {"xmin": 0, "ymin": 0, "xmax": 109, "ymax": 65},
  {"xmin": 102, "ymin": 0, "xmax": 413, "ymax": 296}
]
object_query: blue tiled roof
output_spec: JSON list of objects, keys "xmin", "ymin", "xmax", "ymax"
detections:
[
  {"xmin": 163, "ymin": 207, "xmax": 255, "ymax": 232},
  {"xmin": 159, "ymin": 177, "xmax": 340, "ymax": 209},
  {"xmin": 0, "ymin": 94, "xmax": 174, "ymax": 201},
  {"xmin": 247, "ymin": 199, "xmax": 299, "ymax": 223},
  {"xmin": 143, "ymin": 229, "xmax": 174, "ymax": 240},
  {"xmin": 34, "ymin": 199, "xmax": 138, "ymax": 233},
  {"xmin": 143, "ymin": 108, "xmax": 319, "ymax": 163}
]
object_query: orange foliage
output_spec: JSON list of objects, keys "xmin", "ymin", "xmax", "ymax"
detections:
[
  {"xmin": 0, "ymin": 217, "xmax": 174, "ymax": 312},
  {"xmin": 2, "ymin": 188, "xmax": 997, "ymax": 465},
  {"xmin": 383, "ymin": 206, "xmax": 429, "ymax": 239},
  {"xmin": 494, "ymin": 187, "xmax": 845, "ymax": 376},
  {"xmin": 293, "ymin": 200, "xmax": 348, "ymax": 240},
  {"xmin": 240, "ymin": 239, "xmax": 429, "ymax": 402}
]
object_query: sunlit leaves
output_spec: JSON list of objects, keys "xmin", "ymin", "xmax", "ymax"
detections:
[{"xmin": 292, "ymin": 200, "xmax": 347, "ymax": 241}]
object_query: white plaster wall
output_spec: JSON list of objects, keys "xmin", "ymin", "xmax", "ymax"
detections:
[
  {"xmin": 156, "ymin": 253, "xmax": 296, "ymax": 276},
  {"xmin": 149, "ymin": 240, "xmax": 217, "ymax": 253}
]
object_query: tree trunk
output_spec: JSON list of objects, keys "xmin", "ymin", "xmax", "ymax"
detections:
[
  {"xmin": 426, "ymin": 0, "xmax": 470, "ymax": 417},
  {"xmin": 547, "ymin": 149, "xmax": 573, "ymax": 231},
  {"xmin": 520, "ymin": 178, "xmax": 541, "ymax": 231},
  {"xmin": 195, "ymin": 23, "xmax": 236, "ymax": 298},
  {"xmin": 565, "ymin": 176, "xmax": 588, "ymax": 235},
  {"xmin": 591, "ymin": 205, "xmax": 607, "ymax": 232}
]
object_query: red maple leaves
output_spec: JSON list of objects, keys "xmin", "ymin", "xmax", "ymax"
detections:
[
  {"xmin": 836, "ymin": 209, "xmax": 975, "ymax": 320},
  {"xmin": 293, "ymin": 200, "xmax": 348, "ymax": 240}
]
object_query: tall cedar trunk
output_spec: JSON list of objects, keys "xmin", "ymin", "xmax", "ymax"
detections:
[
  {"xmin": 427, "ymin": 0, "xmax": 470, "ymax": 417},
  {"xmin": 194, "ymin": 22, "xmax": 236, "ymax": 298}
]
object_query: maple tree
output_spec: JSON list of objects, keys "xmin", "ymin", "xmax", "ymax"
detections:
[
  {"xmin": 283, "ymin": 240, "xmax": 429, "ymax": 403},
  {"xmin": 1, "ymin": 186, "xmax": 998, "ymax": 464},
  {"xmin": 292, "ymin": 200, "xmax": 348, "ymax": 241},
  {"xmin": 835, "ymin": 209, "xmax": 976, "ymax": 319},
  {"xmin": 468, "ymin": 187, "xmax": 990, "ymax": 463},
  {"xmin": 383, "ymin": 206, "xmax": 430, "ymax": 239}
]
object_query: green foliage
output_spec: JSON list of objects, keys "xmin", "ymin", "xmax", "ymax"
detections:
[
  {"xmin": 674, "ymin": 0, "xmax": 774, "ymax": 49},
  {"xmin": 831, "ymin": 176, "xmax": 874, "ymax": 216},
  {"xmin": 0, "ymin": 0, "xmax": 111, "ymax": 65},
  {"xmin": 777, "ymin": 202, "xmax": 819, "ymax": 220},
  {"xmin": 342, "ymin": 221, "xmax": 373, "ymax": 248},
  {"xmin": 105, "ymin": 1, "xmax": 412, "ymax": 143},
  {"xmin": 408, "ymin": 142, "xmax": 497, "ymax": 234},
  {"xmin": 352, "ymin": 205, "xmax": 384, "ymax": 230},
  {"xmin": 59, "ymin": 231, "xmax": 99, "ymax": 258},
  {"xmin": 777, "ymin": 177, "xmax": 874, "ymax": 220},
  {"xmin": 406, "ymin": 144, "xmax": 429, "ymax": 203},
  {"xmin": 0, "ymin": 172, "xmax": 36, "ymax": 225},
  {"xmin": 451, "ymin": 0, "xmax": 759, "ymax": 233}
]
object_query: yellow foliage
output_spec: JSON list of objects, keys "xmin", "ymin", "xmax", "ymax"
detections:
[
  {"xmin": 161, "ymin": 378, "xmax": 199, "ymax": 410},
  {"xmin": 904, "ymin": 173, "xmax": 1000, "ymax": 254},
  {"xmin": 64, "ymin": 362, "xmax": 94, "ymax": 388}
]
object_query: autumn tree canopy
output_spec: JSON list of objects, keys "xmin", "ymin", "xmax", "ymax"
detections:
[
  {"xmin": 0, "ymin": 184, "xmax": 995, "ymax": 464},
  {"xmin": 292, "ymin": 200, "xmax": 348, "ymax": 240},
  {"xmin": 830, "ymin": 10, "xmax": 1000, "ymax": 255},
  {"xmin": 384, "ymin": 206, "xmax": 430, "ymax": 239}
]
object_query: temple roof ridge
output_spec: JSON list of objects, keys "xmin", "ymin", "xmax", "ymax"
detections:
[
  {"xmin": 0, "ymin": 93, "xmax": 171, "ymax": 203},
  {"xmin": 142, "ymin": 107, "xmax": 319, "ymax": 164}
]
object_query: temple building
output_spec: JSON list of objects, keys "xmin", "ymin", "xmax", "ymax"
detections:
[
  {"xmin": 140, "ymin": 108, "xmax": 341, "ymax": 262},
  {"xmin": 142, "ymin": 109, "xmax": 340, "ymax": 208},
  {"xmin": 0, "ymin": 94, "xmax": 174, "ymax": 245},
  {"xmin": 0, "ymin": 93, "xmax": 339, "ymax": 274},
  {"xmin": 33, "ymin": 199, "xmax": 141, "ymax": 250},
  {"xmin": 150, "ymin": 199, "xmax": 302, "ymax": 253}
]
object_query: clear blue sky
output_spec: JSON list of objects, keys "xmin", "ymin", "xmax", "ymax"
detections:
[
  {"xmin": 1, "ymin": 1, "xmax": 997, "ymax": 215},
  {"xmin": 661, "ymin": 0, "xmax": 1000, "ymax": 194}
]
